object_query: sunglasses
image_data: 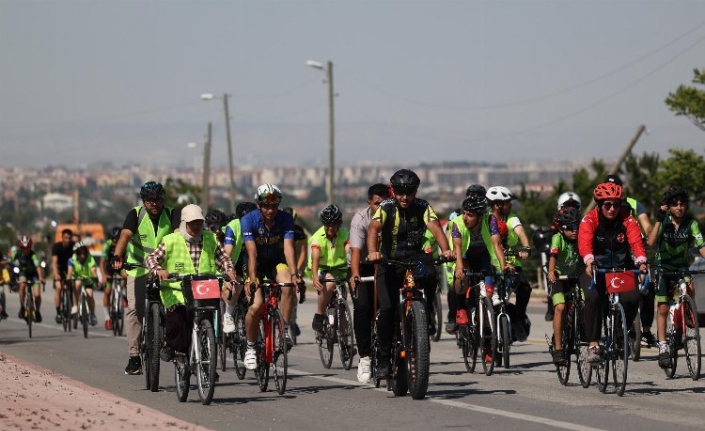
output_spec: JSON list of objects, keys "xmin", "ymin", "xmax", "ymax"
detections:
[
  {"xmin": 601, "ymin": 201, "xmax": 621, "ymax": 210},
  {"xmin": 208, "ymin": 224, "xmax": 222, "ymax": 232},
  {"xmin": 561, "ymin": 224, "xmax": 578, "ymax": 231}
]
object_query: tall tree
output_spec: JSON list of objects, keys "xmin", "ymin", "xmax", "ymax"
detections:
[
  {"xmin": 665, "ymin": 68, "xmax": 705, "ymax": 132},
  {"xmin": 655, "ymin": 148, "xmax": 705, "ymax": 205},
  {"xmin": 623, "ymin": 152, "xmax": 661, "ymax": 215}
]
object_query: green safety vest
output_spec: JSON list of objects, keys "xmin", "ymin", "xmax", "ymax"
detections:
[
  {"xmin": 505, "ymin": 211, "xmax": 522, "ymax": 267},
  {"xmin": 444, "ymin": 214, "xmax": 499, "ymax": 285},
  {"xmin": 223, "ymin": 219, "xmax": 244, "ymax": 264},
  {"xmin": 421, "ymin": 229, "xmax": 439, "ymax": 259},
  {"xmin": 160, "ymin": 232, "xmax": 217, "ymax": 309},
  {"xmin": 307, "ymin": 226, "xmax": 349, "ymax": 276},
  {"xmin": 71, "ymin": 254, "xmax": 97, "ymax": 279},
  {"xmin": 125, "ymin": 205, "xmax": 173, "ymax": 278}
]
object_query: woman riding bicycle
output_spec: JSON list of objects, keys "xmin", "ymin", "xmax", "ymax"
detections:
[
  {"xmin": 578, "ymin": 181, "xmax": 647, "ymax": 363},
  {"xmin": 66, "ymin": 241, "xmax": 100, "ymax": 326}
]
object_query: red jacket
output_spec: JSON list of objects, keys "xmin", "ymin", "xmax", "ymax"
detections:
[{"xmin": 578, "ymin": 207, "xmax": 646, "ymax": 268}]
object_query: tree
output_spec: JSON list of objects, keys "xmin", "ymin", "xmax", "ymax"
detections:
[
  {"xmin": 655, "ymin": 148, "xmax": 705, "ymax": 205},
  {"xmin": 623, "ymin": 152, "xmax": 661, "ymax": 215},
  {"xmin": 163, "ymin": 178, "xmax": 201, "ymax": 208},
  {"xmin": 665, "ymin": 68, "xmax": 705, "ymax": 132}
]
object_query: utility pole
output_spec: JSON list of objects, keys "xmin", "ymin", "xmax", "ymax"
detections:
[
  {"xmin": 223, "ymin": 94, "xmax": 236, "ymax": 214},
  {"xmin": 201, "ymin": 122, "xmax": 212, "ymax": 210},
  {"xmin": 326, "ymin": 61, "xmax": 335, "ymax": 205}
]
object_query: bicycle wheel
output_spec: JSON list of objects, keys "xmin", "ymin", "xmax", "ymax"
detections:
[
  {"xmin": 479, "ymin": 297, "xmax": 496, "ymax": 376},
  {"xmin": 80, "ymin": 293, "xmax": 89, "ymax": 338},
  {"xmin": 174, "ymin": 354, "xmax": 190, "ymax": 402},
  {"xmin": 290, "ymin": 306, "xmax": 298, "ymax": 346},
  {"xmin": 575, "ymin": 301, "xmax": 591, "ymax": 388},
  {"xmin": 195, "ymin": 319, "xmax": 217, "ymax": 405},
  {"xmin": 144, "ymin": 302, "xmax": 162, "ymax": 392},
  {"xmin": 406, "ymin": 301, "xmax": 430, "ymax": 400},
  {"xmin": 681, "ymin": 296, "xmax": 701, "ymax": 380},
  {"xmin": 556, "ymin": 310, "xmax": 572, "ymax": 386},
  {"xmin": 337, "ymin": 300, "xmax": 355, "ymax": 370},
  {"xmin": 390, "ymin": 341, "xmax": 408, "ymax": 396},
  {"xmin": 318, "ymin": 317, "xmax": 334, "ymax": 369},
  {"xmin": 114, "ymin": 284, "xmax": 125, "ymax": 337},
  {"xmin": 630, "ymin": 307, "xmax": 642, "ymax": 362},
  {"xmin": 431, "ymin": 290, "xmax": 442, "ymax": 342},
  {"xmin": 232, "ymin": 307, "xmax": 247, "ymax": 380},
  {"xmin": 371, "ymin": 313, "xmax": 381, "ymax": 388},
  {"xmin": 498, "ymin": 313, "xmax": 511, "ymax": 369},
  {"xmin": 219, "ymin": 307, "xmax": 227, "ymax": 372},
  {"xmin": 255, "ymin": 321, "xmax": 269, "ymax": 392},
  {"xmin": 611, "ymin": 302, "xmax": 628, "ymax": 396},
  {"xmin": 595, "ymin": 321, "xmax": 609, "ymax": 393},
  {"xmin": 271, "ymin": 310, "xmax": 288, "ymax": 395},
  {"xmin": 662, "ymin": 320, "xmax": 678, "ymax": 378},
  {"xmin": 461, "ymin": 323, "xmax": 478, "ymax": 373},
  {"xmin": 62, "ymin": 288, "xmax": 71, "ymax": 332},
  {"xmin": 25, "ymin": 291, "xmax": 33, "ymax": 338}
]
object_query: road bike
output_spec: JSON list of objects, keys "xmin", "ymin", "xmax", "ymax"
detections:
[
  {"xmin": 456, "ymin": 270, "xmax": 496, "ymax": 376},
  {"xmin": 72, "ymin": 276, "xmax": 97, "ymax": 338},
  {"xmin": 58, "ymin": 277, "xmax": 72, "ymax": 333},
  {"xmin": 14, "ymin": 265, "xmax": 39, "ymax": 338},
  {"xmin": 289, "ymin": 280, "xmax": 306, "ymax": 346},
  {"xmin": 316, "ymin": 277, "xmax": 356, "ymax": 370},
  {"xmin": 108, "ymin": 275, "xmax": 127, "ymax": 336},
  {"xmin": 221, "ymin": 290, "xmax": 248, "ymax": 379},
  {"xmin": 657, "ymin": 268, "xmax": 704, "ymax": 381}
]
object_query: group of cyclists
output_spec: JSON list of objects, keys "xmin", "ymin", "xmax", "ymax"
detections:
[{"xmin": 4, "ymin": 169, "xmax": 703, "ymax": 393}]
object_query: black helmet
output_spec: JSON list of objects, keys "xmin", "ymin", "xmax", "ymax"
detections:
[
  {"xmin": 663, "ymin": 186, "xmax": 689, "ymax": 206},
  {"xmin": 462, "ymin": 195, "xmax": 487, "ymax": 214},
  {"xmin": 110, "ymin": 227, "xmax": 122, "ymax": 239},
  {"xmin": 465, "ymin": 184, "xmax": 487, "ymax": 198},
  {"xmin": 282, "ymin": 206, "xmax": 298, "ymax": 220},
  {"xmin": 319, "ymin": 204, "xmax": 343, "ymax": 225},
  {"xmin": 139, "ymin": 181, "xmax": 165, "ymax": 201},
  {"xmin": 235, "ymin": 201, "xmax": 258, "ymax": 219},
  {"xmin": 390, "ymin": 169, "xmax": 420, "ymax": 191},
  {"xmin": 554, "ymin": 206, "xmax": 581, "ymax": 227},
  {"xmin": 205, "ymin": 209, "xmax": 227, "ymax": 226}
]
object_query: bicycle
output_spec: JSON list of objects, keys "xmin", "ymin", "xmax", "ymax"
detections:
[
  {"xmin": 316, "ymin": 277, "xmax": 356, "ymax": 370},
  {"xmin": 108, "ymin": 275, "xmax": 127, "ymax": 336},
  {"xmin": 657, "ymin": 268, "xmax": 704, "ymax": 381},
  {"xmin": 590, "ymin": 267, "xmax": 640, "ymax": 397},
  {"xmin": 72, "ymin": 276, "xmax": 97, "ymax": 339},
  {"xmin": 14, "ymin": 265, "xmax": 39, "ymax": 338},
  {"xmin": 248, "ymin": 280, "xmax": 293, "ymax": 395},
  {"xmin": 545, "ymin": 275, "xmax": 589, "ymax": 386},
  {"xmin": 456, "ymin": 270, "xmax": 496, "ymax": 376},
  {"xmin": 289, "ymin": 280, "xmax": 306, "ymax": 346},
  {"xmin": 58, "ymin": 277, "xmax": 73, "ymax": 333},
  {"xmin": 429, "ymin": 267, "xmax": 444, "ymax": 343}
]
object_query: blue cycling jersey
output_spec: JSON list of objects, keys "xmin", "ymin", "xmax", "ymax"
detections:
[
  {"xmin": 223, "ymin": 225, "xmax": 236, "ymax": 246},
  {"xmin": 240, "ymin": 209, "xmax": 295, "ymax": 264}
]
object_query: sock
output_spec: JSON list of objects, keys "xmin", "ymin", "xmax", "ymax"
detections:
[
  {"xmin": 56, "ymin": 306, "xmax": 60, "ymax": 314},
  {"xmin": 247, "ymin": 341, "xmax": 256, "ymax": 349},
  {"xmin": 225, "ymin": 303, "xmax": 235, "ymax": 314}
]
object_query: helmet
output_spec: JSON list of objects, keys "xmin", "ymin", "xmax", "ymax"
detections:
[
  {"xmin": 110, "ymin": 226, "xmax": 122, "ymax": 239},
  {"xmin": 462, "ymin": 195, "xmax": 487, "ymax": 214},
  {"xmin": 389, "ymin": 169, "xmax": 420, "ymax": 191},
  {"xmin": 663, "ymin": 186, "xmax": 689, "ymax": 206},
  {"xmin": 319, "ymin": 204, "xmax": 343, "ymax": 225},
  {"xmin": 18, "ymin": 235, "xmax": 33, "ymax": 251},
  {"xmin": 205, "ymin": 209, "xmax": 227, "ymax": 226},
  {"xmin": 73, "ymin": 241, "xmax": 88, "ymax": 253},
  {"xmin": 554, "ymin": 207, "xmax": 581, "ymax": 226},
  {"xmin": 254, "ymin": 184, "xmax": 282, "ymax": 205},
  {"xmin": 557, "ymin": 191, "xmax": 582, "ymax": 210},
  {"xmin": 139, "ymin": 181, "xmax": 165, "ymax": 201},
  {"xmin": 465, "ymin": 184, "xmax": 487, "ymax": 198},
  {"xmin": 593, "ymin": 182, "xmax": 623, "ymax": 202},
  {"xmin": 604, "ymin": 174, "xmax": 623, "ymax": 186},
  {"xmin": 283, "ymin": 206, "xmax": 298, "ymax": 220},
  {"xmin": 235, "ymin": 201, "xmax": 258, "ymax": 218},
  {"xmin": 486, "ymin": 186, "xmax": 514, "ymax": 202}
]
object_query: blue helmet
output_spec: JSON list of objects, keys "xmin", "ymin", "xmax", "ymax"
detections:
[{"xmin": 139, "ymin": 181, "xmax": 165, "ymax": 201}]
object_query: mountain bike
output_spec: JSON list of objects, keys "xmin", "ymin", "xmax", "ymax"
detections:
[
  {"xmin": 456, "ymin": 270, "xmax": 495, "ymax": 375},
  {"xmin": 658, "ymin": 268, "xmax": 704, "ymax": 381},
  {"xmin": 249, "ymin": 280, "xmax": 293, "ymax": 395},
  {"xmin": 108, "ymin": 276, "xmax": 127, "ymax": 336},
  {"xmin": 316, "ymin": 277, "xmax": 356, "ymax": 370},
  {"xmin": 72, "ymin": 276, "xmax": 97, "ymax": 338}
]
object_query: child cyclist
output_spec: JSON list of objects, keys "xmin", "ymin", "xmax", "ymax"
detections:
[
  {"xmin": 547, "ymin": 206, "xmax": 584, "ymax": 365},
  {"xmin": 66, "ymin": 242, "xmax": 100, "ymax": 326},
  {"xmin": 646, "ymin": 186, "xmax": 705, "ymax": 368},
  {"xmin": 309, "ymin": 205, "xmax": 350, "ymax": 335}
]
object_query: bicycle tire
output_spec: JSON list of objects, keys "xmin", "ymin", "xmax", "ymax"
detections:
[
  {"xmin": 174, "ymin": 354, "xmax": 190, "ymax": 402},
  {"xmin": 630, "ymin": 307, "xmax": 642, "ymax": 362},
  {"xmin": 406, "ymin": 301, "xmax": 430, "ymax": 400},
  {"xmin": 371, "ymin": 312, "xmax": 381, "ymax": 388},
  {"xmin": 556, "ymin": 309, "xmax": 572, "ymax": 386},
  {"xmin": 337, "ymin": 299, "xmax": 355, "ymax": 370},
  {"xmin": 114, "ymin": 282, "xmax": 125, "ymax": 337},
  {"xmin": 271, "ymin": 309, "xmax": 288, "ymax": 395},
  {"xmin": 233, "ymin": 306, "xmax": 247, "ymax": 380},
  {"xmin": 256, "ymin": 321, "xmax": 269, "ymax": 392},
  {"xmin": 195, "ymin": 319, "xmax": 217, "ymax": 405},
  {"xmin": 595, "ymin": 318, "xmax": 609, "ymax": 393},
  {"xmin": 219, "ymin": 306, "xmax": 227, "ymax": 372},
  {"xmin": 575, "ymin": 301, "xmax": 591, "ymax": 388},
  {"xmin": 290, "ymin": 306, "xmax": 298, "ymax": 346},
  {"xmin": 499, "ymin": 313, "xmax": 511, "ymax": 369},
  {"xmin": 662, "ymin": 319, "xmax": 678, "ymax": 378},
  {"xmin": 681, "ymin": 295, "xmax": 701, "ymax": 380},
  {"xmin": 146, "ymin": 302, "xmax": 162, "ymax": 392},
  {"xmin": 461, "ymin": 323, "xmax": 478, "ymax": 373},
  {"xmin": 479, "ymin": 297, "xmax": 496, "ymax": 376},
  {"xmin": 62, "ymin": 288, "xmax": 71, "ymax": 332},
  {"xmin": 611, "ymin": 302, "xmax": 628, "ymax": 396},
  {"xmin": 80, "ymin": 293, "xmax": 89, "ymax": 338},
  {"xmin": 318, "ymin": 315, "xmax": 334, "ymax": 369},
  {"xmin": 431, "ymin": 290, "xmax": 442, "ymax": 342},
  {"xmin": 26, "ymin": 291, "xmax": 33, "ymax": 339}
]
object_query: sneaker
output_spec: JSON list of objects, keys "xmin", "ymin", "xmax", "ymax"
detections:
[
  {"xmin": 18, "ymin": 306, "xmax": 25, "ymax": 320},
  {"xmin": 160, "ymin": 346, "xmax": 175, "ymax": 362},
  {"xmin": 513, "ymin": 323, "xmax": 527, "ymax": 343},
  {"xmin": 105, "ymin": 320, "xmax": 112, "ymax": 330},
  {"xmin": 586, "ymin": 346, "xmax": 601, "ymax": 363},
  {"xmin": 293, "ymin": 323, "xmax": 301, "ymax": 336},
  {"xmin": 90, "ymin": 314, "xmax": 97, "ymax": 326},
  {"xmin": 312, "ymin": 313, "xmax": 325, "ymax": 333},
  {"xmin": 357, "ymin": 356, "xmax": 372, "ymax": 383},
  {"xmin": 71, "ymin": 305, "xmax": 78, "ymax": 315},
  {"xmin": 376, "ymin": 359, "xmax": 390, "ymax": 379},
  {"xmin": 445, "ymin": 320, "xmax": 457, "ymax": 334},
  {"xmin": 545, "ymin": 308, "xmax": 554, "ymax": 322},
  {"xmin": 285, "ymin": 333, "xmax": 294, "ymax": 351},
  {"xmin": 55, "ymin": 314, "xmax": 62, "ymax": 324},
  {"xmin": 124, "ymin": 356, "xmax": 142, "ymax": 375},
  {"xmin": 455, "ymin": 310, "xmax": 468, "ymax": 325},
  {"xmin": 223, "ymin": 313, "xmax": 236, "ymax": 334},
  {"xmin": 641, "ymin": 331, "xmax": 657, "ymax": 348},
  {"xmin": 658, "ymin": 345, "xmax": 671, "ymax": 368},
  {"xmin": 244, "ymin": 348, "xmax": 257, "ymax": 370},
  {"xmin": 34, "ymin": 310, "xmax": 42, "ymax": 323},
  {"xmin": 483, "ymin": 347, "xmax": 493, "ymax": 363},
  {"xmin": 491, "ymin": 292, "xmax": 501, "ymax": 307},
  {"xmin": 552, "ymin": 349, "xmax": 566, "ymax": 365},
  {"xmin": 428, "ymin": 319, "xmax": 436, "ymax": 336}
]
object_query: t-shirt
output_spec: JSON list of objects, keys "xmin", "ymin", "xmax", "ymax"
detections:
[
  {"xmin": 655, "ymin": 215, "xmax": 705, "ymax": 271},
  {"xmin": 549, "ymin": 232, "xmax": 582, "ymax": 276},
  {"xmin": 51, "ymin": 241, "xmax": 74, "ymax": 274},
  {"xmin": 240, "ymin": 209, "xmax": 295, "ymax": 265}
]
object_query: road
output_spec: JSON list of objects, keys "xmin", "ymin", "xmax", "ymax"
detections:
[{"xmin": 1, "ymin": 288, "xmax": 703, "ymax": 431}]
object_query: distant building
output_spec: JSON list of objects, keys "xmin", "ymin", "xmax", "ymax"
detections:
[{"xmin": 42, "ymin": 193, "xmax": 73, "ymax": 212}]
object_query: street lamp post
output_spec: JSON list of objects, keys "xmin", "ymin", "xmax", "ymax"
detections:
[
  {"xmin": 201, "ymin": 93, "xmax": 236, "ymax": 214},
  {"xmin": 306, "ymin": 60, "xmax": 335, "ymax": 204}
]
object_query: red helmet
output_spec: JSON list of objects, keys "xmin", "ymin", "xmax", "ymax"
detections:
[
  {"xmin": 593, "ymin": 182, "xmax": 623, "ymax": 202},
  {"xmin": 18, "ymin": 235, "xmax": 33, "ymax": 251}
]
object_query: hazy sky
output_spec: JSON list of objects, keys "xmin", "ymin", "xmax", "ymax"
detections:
[{"xmin": 1, "ymin": 0, "xmax": 704, "ymax": 169}]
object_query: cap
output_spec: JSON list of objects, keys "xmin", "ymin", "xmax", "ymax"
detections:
[
  {"xmin": 181, "ymin": 204, "xmax": 205, "ymax": 222},
  {"xmin": 604, "ymin": 174, "xmax": 623, "ymax": 186}
]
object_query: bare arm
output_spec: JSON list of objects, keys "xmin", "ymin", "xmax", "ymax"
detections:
[{"xmin": 366, "ymin": 220, "xmax": 382, "ymax": 261}]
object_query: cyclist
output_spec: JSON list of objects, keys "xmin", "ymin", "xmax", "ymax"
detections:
[
  {"xmin": 283, "ymin": 206, "xmax": 308, "ymax": 337},
  {"xmin": 547, "ymin": 206, "xmax": 584, "ymax": 365},
  {"xmin": 241, "ymin": 184, "xmax": 302, "ymax": 370},
  {"xmin": 52, "ymin": 228, "xmax": 74, "ymax": 324},
  {"xmin": 310, "ymin": 205, "xmax": 350, "ymax": 335},
  {"xmin": 66, "ymin": 242, "xmax": 99, "ymax": 326},
  {"xmin": 578, "ymin": 181, "xmax": 647, "ymax": 363},
  {"xmin": 111, "ymin": 181, "xmax": 181, "ymax": 375},
  {"xmin": 366, "ymin": 169, "xmax": 454, "ymax": 378},
  {"xmin": 348, "ymin": 183, "xmax": 390, "ymax": 383},
  {"xmin": 486, "ymin": 186, "xmax": 532, "ymax": 341},
  {"xmin": 12, "ymin": 236, "xmax": 46, "ymax": 322},
  {"xmin": 225, "ymin": 202, "xmax": 258, "ymax": 276},
  {"xmin": 205, "ymin": 209, "xmax": 241, "ymax": 335},
  {"xmin": 100, "ymin": 226, "xmax": 125, "ymax": 330},
  {"xmin": 604, "ymin": 174, "xmax": 656, "ymax": 347},
  {"xmin": 646, "ymin": 186, "xmax": 705, "ymax": 367},
  {"xmin": 145, "ymin": 204, "xmax": 239, "ymax": 362}
]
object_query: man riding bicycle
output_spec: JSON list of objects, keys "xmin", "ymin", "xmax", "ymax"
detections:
[
  {"xmin": 52, "ymin": 228, "xmax": 74, "ymax": 324},
  {"xmin": 13, "ymin": 236, "xmax": 46, "ymax": 322},
  {"xmin": 367, "ymin": 169, "xmax": 453, "ymax": 378}
]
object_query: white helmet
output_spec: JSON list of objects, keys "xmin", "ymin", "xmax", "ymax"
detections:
[
  {"xmin": 254, "ymin": 183, "xmax": 282, "ymax": 205},
  {"xmin": 557, "ymin": 191, "xmax": 582, "ymax": 210},
  {"xmin": 486, "ymin": 186, "xmax": 515, "ymax": 202}
]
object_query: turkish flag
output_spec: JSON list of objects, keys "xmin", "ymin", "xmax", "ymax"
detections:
[
  {"xmin": 605, "ymin": 272, "xmax": 637, "ymax": 294},
  {"xmin": 191, "ymin": 279, "xmax": 221, "ymax": 299}
]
